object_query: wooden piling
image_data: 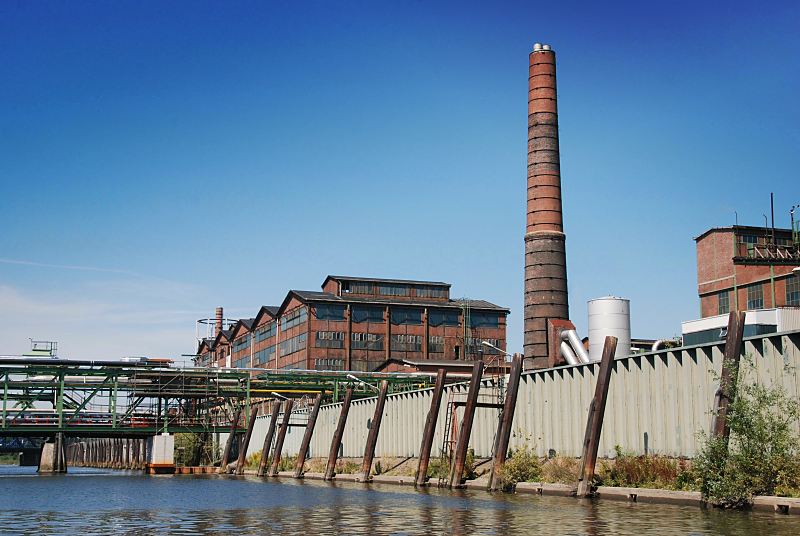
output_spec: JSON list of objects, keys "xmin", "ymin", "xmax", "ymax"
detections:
[
  {"xmin": 415, "ymin": 369, "xmax": 447, "ymax": 487},
  {"xmin": 324, "ymin": 386, "xmax": 354, "ymax": 481},
  {"xmin": 218, "ymin": 407, "xmax": 242, "ymax": 474},
  {"xmin": 711, "ymin": 311, "xmax": 747, "ymax": 441},
  {"xmin": 360, "ymin": 380, "xmax": 390, "ymax": 482},
  {"xmin": 236, "ymin": 406, "xmax": 261, "ymax": 475},
  {"xmin": 576, "ymin": 336, "xmax": 617, "ymax": 497},
  {"xmin": 257, "ymin": 400, "xmax": 282, "ymax": 477},
  {"xmin": 269, "ymin": 399, "xmax": 294, "ymax": 476},
  {"xmin": 448, "ymin": 361, "xmax": 484, "ymax": 489},
  {"xmin": 489, "ymin": 353, "xmax": 525, "ymax": 491},
  {"xmin": 294, "ymin": 393, "xmax": 323, "ymax": 478}
]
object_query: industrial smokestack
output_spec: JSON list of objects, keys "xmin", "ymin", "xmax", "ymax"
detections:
[
  {"xmin": 524, "ymin": 43, "xmax": 570, "ymax": 368},
  {"xmin": 215, "ymin": 307, "xmax": 223, "ymax": 337}
]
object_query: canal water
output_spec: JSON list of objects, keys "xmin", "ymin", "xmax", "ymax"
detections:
[{"xmin": 1, "ymin": 466, "xmax": 798, "ymax": 535}]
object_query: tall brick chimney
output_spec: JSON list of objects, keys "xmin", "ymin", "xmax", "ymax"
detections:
[
  {"xmin": 524, "ymin": 43, "xmax": 570, "ymax": 367},
  {"xmin": 215, "ymin": 307, "xmax": 223, "ymax": 337}
]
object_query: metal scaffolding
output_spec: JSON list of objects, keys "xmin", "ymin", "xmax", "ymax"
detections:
[{"xmin": 0, "ymin": 359, "xmax": 432, "ymax": 437}]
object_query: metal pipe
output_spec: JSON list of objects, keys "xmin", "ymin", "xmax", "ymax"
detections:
[
  {"xmin": 559, "ymin": 341, "xmax": 579, "ymax": 366},
  {"xmin": 562, "ymin": 329, "xmax": 590, "ymax": 364},
  {"xmin": 651, "ymin": 339, "xmax": 670, "ymax": 352}
]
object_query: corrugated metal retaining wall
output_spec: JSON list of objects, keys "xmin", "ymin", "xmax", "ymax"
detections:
[{"xmin": 236, "ymin": 331, "xmax": 800, "ymax": 460}]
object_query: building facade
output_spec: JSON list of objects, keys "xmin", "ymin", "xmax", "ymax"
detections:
[
  {"xmin": 695, "ymin": 225, "xmax": 800, "ymax": 318},
  {"xmin": 195, "ymin": 275, "xmax": 509, "ymax": 372}
]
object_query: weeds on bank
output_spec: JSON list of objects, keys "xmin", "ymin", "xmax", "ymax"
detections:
[
  {"xmin": 496, "ymin": 447, "xmax": 542, "ymax": 490},
  {"xmin": 336, "ymin": 460, "xmax": 359, "ymax": 474},
  {"xmin": 541, "ymin": 455, "xmax": 580, "ymax": 484},
  {"xmin": 245, "ymin": 451, "xmax": 261, "ymax": 469},
  {"xmin": 597, "ymin": 446, "xmax": 696, "ymax": 491},
  {"xmin": 424, "ymin": 449, "xmax": 480, "ymax": 481},
  {"xmin": 694, "ymin": 377, "xmax": 800, "ymax": 508}
]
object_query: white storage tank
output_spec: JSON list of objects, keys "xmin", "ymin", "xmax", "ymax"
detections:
[{"xmin": 588, "ymin": 296, "xmax": 631, "ymax": 361}]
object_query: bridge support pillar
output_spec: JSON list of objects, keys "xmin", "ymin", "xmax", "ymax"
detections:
[
  {"xmin": 146, "ymin": 434, "xmax": 175, "ymax": 474},
  {"xmin": 38, "ymin": 433, "xmax": 67, "ymax": 474}
]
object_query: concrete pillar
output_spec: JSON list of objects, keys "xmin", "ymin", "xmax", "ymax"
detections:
[
  {"xmin": 38, "ymin": 434, "xmax": 67, "ymax": 474},
  {"xmin": 146, "ymin": 434, "xmax": 175, "ymax": 474}
]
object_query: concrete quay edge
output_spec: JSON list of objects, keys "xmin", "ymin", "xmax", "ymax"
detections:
[{"xmin": 226, "ymin": 471, "xmax": 800, "ymax": 515}]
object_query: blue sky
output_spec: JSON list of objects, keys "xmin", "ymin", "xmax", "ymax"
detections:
[{"xmin": 1, "ymin": 1, "xmax": 798, "ymax": 360}]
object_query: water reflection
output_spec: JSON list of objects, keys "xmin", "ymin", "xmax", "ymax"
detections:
[{"xmin": 0, "ymin": 466, "xmax": 798, "ymax": 535}]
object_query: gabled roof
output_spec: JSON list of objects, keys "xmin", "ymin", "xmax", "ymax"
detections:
[
  {"xmin": 323, "ymin": 275, "xmax": 451, "ymax": 289},
  {"xmin": 230, "ymin": 318, "xmax": 256, "ymax": 341},
  {"xmin": 214, "ymin": 328, "xmax": 233, "ymax": 346},
  {"xmin": 253, "ymin": 305, "xmax": 280, "ymax": 327},
  {"xmin": 197, "ymin": 338, "xmax": 215, "ymax": 354},
  {"xmin": 276, "ymin": 290, "xmax": 341, "ymax": 316}
]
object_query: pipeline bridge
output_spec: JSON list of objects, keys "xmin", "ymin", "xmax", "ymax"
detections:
[{"xmin": 0, "ymin": 358, "xmax": 433, "ymax": 438}]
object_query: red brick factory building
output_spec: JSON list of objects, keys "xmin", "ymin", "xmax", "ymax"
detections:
[
  {"xmin": 695, "ymin": 224, "xmax": 799, "ymax": 317},
  {"xmin": 683, "ymin": 222, "xmax": 800, "ymax": 345},
  {"xmin": 195, "ymin": 275, "xmax": 509, "ymax": 373}
]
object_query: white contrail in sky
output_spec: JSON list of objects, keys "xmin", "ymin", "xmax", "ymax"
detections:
[{"xmin": 0, "ymin": 258, "xmax": 139, "ymax": 276}]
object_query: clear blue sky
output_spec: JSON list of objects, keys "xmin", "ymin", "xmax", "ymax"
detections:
[{"xmin": 1, "ymin": 1, "xmax": 798, "ymax": 360}]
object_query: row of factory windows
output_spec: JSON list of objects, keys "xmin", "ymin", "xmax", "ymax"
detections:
[
  {"xmin": 225, "ymin": 304, "xmax": 500, "ymax": 363},
  {"xmin": 315, "ymin": 304, "xmax": 499, "ymax": 328},
  {"xmin": 226, "ymin": 306, "xmax": 502, "ymax": 356},
  {"xmin": 313, "ymin": 331, "xmax": 502, "ymax": 354},
  {"xmin": 231, "ymin": 333, "xmax": 504, "ymax": 368},
  {"xmin": 739, "ymin": 234, "xmax": 794, "ymax": 247},
  {"xmin": 717, "ymin": 274, "xmax": 800, "ymax": 314},
  {"xmin": 341, "ymin": 282, "xmax": 448, "ymax": 299}
]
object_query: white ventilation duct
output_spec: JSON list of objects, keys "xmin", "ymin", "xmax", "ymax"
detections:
[{"xmin": 560, "ymin": 341, "xmax": 579, "ymax": 366}]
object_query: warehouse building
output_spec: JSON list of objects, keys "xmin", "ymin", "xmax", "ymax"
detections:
[{"xmin": 195, "ymin": 275, "xmax": 509, "ymax": 372}]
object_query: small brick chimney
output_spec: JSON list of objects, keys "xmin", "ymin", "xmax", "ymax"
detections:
[{"xmin": 215, "ymin": 307, "xmax": 223, "ymax": 337}]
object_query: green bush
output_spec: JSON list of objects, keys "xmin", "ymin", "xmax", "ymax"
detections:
[
  {"xmin": 426, "ymin": 457, "xmax": 450, "ymax": 480},
  {"xmin": 695, "ymin": 379, "xmax": 800, "ymax": 508},
  {"xmin": 174, "ymin": 433, "xmax": 202, "ymax": 466},
  {"xmin": 497, "ymin": 446, "xmax": 542, "ymax": 490}
]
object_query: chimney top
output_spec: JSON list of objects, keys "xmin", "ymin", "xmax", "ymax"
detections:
[{"xmin": 532, "ymin": 43, "xmax": 553, "ymax": 52}]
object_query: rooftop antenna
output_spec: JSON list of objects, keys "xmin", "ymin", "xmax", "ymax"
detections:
[{"xmin": 770, "ymin": 192, "xmax": 776, "ymax": 246}]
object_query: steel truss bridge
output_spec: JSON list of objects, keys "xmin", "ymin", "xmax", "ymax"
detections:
[{"xmin": 0, "ymin": 358, "xmax": 432, "ymax": 438}]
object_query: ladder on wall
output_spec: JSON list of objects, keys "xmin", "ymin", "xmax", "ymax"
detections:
[{"xmin": 437, "ymin": 390, "xmax": 458, "ymax": 487}]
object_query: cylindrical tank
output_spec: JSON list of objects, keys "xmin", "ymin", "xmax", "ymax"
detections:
[{"xmin": 587, "ymin": 297, "xmax": 631, "ymax": 361}]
